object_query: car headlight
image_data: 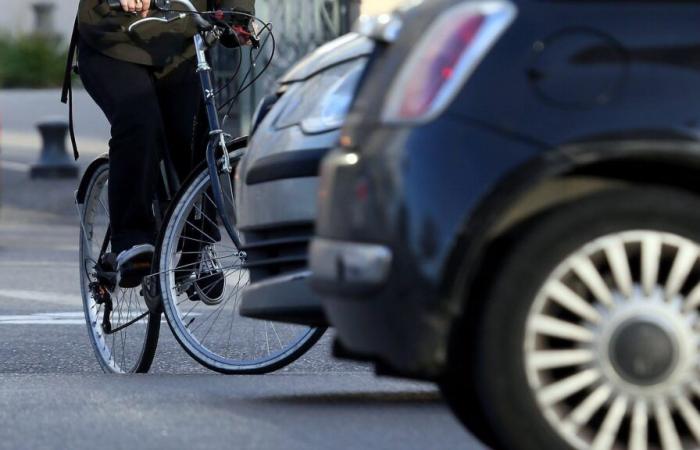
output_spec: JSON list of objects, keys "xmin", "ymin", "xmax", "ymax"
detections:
[{"xmin": 274, "ymin": 58, "xmax": 367, "ymax": 134}]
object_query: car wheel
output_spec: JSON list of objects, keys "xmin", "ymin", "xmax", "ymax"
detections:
[{"xmin": 467, "ymin": 187, "xmax": 700, "ymax": 450}]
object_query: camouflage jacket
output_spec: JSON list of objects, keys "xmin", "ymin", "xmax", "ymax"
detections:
[{"xmin": 78, "ymin": 0, "xmax": 255, "ymax": 75}]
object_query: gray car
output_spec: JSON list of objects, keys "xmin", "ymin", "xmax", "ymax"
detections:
[{"xmin": 236, "ymin": 32, "xmax": 373, "ymax": 326}]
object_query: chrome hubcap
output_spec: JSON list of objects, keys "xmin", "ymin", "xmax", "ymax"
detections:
[
  {"xmin": 524, "ymin": 230, "xmax": 700, "ymax": 450},
  {"xmin": 609, "ymin": 317, "xmax": 677, "ymax": 386}
]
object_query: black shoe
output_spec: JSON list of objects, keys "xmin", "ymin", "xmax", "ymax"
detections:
[
  {"xmin": 187, "ymin": 245, "xmax": 226, "ymax": 305},
  {"xmin": 95, "ymin": 253, "xmax": 118, "ymax": 291},
  {"xmin": 116, "ymin": 244, "xmax": 154, "ymax": 289}
]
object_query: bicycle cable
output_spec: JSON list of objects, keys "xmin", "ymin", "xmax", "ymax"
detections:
[
  {"xmin": 221, "ymin": 22, "xmax": 276, "ymax": 127},
  {"xmin": 156, "ymin": 8, "xmax": 277, "ymax": 129}
]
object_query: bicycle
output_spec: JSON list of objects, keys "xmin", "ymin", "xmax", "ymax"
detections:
[{"xmin": 76, "ymin": 0, "xmax": 325, "ymax": 374}]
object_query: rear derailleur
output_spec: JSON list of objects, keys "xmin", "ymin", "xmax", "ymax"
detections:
[{"xmin": 89, "ymin": 254, "xmax": 118, "ymax": 334}]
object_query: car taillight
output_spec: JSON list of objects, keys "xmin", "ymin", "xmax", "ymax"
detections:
[{"xmin": 382, "ymin": 1, "xmax": 516, "ymax": 124}]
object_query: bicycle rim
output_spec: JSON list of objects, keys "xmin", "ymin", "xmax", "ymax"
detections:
[
  {"xmin": 157, "ymin": 162, "xmax": 324, "ymax": 374},
  {"xmin": 78, "ymin": 163, "xmax": 160, "ymax": 373}
]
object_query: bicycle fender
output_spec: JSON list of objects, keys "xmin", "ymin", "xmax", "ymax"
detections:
[{"xmin": 75, "ymin": 153, "xmax": 109, "ymax": 205}]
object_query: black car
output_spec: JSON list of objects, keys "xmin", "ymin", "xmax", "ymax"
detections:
[{"xmin": 311, "ymin": 1, "xmax": 700, "ymax": 449}]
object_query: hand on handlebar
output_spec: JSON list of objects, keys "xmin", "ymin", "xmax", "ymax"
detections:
[
  {"xmin": 120, "ymin": 0, "xmax": 151, "ymax": 17},
  {"xmin": 109, "ymin": 0, "xmax": 257, "ymax": 40},
  {"xmin": 227, "ymin": 25, "xmax": 259, "ymax": 48}
]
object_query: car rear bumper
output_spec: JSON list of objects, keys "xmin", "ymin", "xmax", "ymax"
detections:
[
  {"xmin": 309, "ymin": 238, "xmax": 392, "ymax": 291},
  {"xmin": 312, "ymin": 117, "xmax": 544, "ymax": 379},
  {"xmin": 310, "ymin": 235, "xmax": 451, "ymax": 380},
  {"xmin": 312, "ymin": 261, "xmax": 450, "ymax": 380}
]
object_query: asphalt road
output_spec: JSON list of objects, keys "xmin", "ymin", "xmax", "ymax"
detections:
[{"xmin": 0, "ymin": 95, "xmax": 484, "ymax": 449}]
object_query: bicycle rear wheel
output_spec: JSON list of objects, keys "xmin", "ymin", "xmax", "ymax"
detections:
[
  {"xmin": 78, "ymin": 161, "xmax": 160, "ymax": 373},
  {"xmin": 156, "ymin": 154, "xmax": 325, "ymax": 374}
]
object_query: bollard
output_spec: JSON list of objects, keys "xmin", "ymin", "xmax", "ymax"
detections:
[
  {"xmin": 30, "ymin": 119, "xmax": 79, "ymax": 179},
  {"xmin": 32, "ymin": 2, "xmax": 56, "ymax": 37}
]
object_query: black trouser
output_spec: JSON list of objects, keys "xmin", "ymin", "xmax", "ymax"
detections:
[{"xmin": 78, "ymin": 39, "xmax": 206, "ymax": 254}]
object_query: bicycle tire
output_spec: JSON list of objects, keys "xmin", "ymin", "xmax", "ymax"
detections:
[
  {"xmin": 155, "ymin": 149, "xmax": 325, "ymax": 374},
  {"xmin": 78, "ymin": 161, "xmax": 161, "ymax": 373}
]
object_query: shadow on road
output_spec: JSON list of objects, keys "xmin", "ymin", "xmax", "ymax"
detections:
[{"xmin": 254, "ymin": 390, "xmax": 443, "ymax": 405}]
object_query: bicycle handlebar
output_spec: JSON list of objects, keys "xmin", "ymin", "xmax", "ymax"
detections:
[{"xmin": 106, "ymin": 0, "xmax": 212, "ymax": 31}]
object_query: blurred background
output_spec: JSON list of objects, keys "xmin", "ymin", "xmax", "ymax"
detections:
[
  {"xmin": 0, "ymin": 0, "xmax": 414, "ymax": 370},
  {"xmin": 0, "ymin": 0, "xmax": 403, "ymax": 217},
  {"xmin": 0, "ymin": 0, "xmax": 406, "ymax": 264},
  {"xmin": 0, "ymin": 4, "xmax": 482, "ymax": 449},
  {"xmin": 0, "ymin": 0, "xmax": 405, "ymax": 355},
  {"xmin": 0, "ymin": 0, "xmax": 402, "ymax": 137}
]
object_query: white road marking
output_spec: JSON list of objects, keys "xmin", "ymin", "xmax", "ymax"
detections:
[
  {"xmin": 0, "ymin": 289, "xmax": 80, "ymax": 304},
  {"xmin": 0, "ymin": 262, "xmax": 77, "ymax": 269},
  {"xmin": 0, "ymin": 312, "xmax": 85, "ymax": 325},
  {"xmin": 0, "ymin": 312, "xmax": 162, "ymax": 326}
]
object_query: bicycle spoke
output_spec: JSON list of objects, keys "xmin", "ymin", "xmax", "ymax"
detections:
[
  {"xmin": 199, "ymin": 296, "xmax": 233, "ymax": 344},
  {"xmin": 98, "ymin": 197, "xmax": 110, "ymax": 221},
  {"xmin": 177, "ymin": 234, "xmax": 240, "ymax": 252},
  {"xmin": 183, "ymin": 219, "xmax": 225, "ymax": 250},
  {"xmin": 270, "ymin": 322, "xmax": 284, "ymax": 351},
  {"xmin": 191, "ymin": 198, "xmax": 223, "ymax": 233},
  {"xmin": 202, "ymin": 268, "xmax": 247, "ymax": 348}
]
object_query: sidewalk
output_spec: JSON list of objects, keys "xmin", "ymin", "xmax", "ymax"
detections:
[
  {"xmin": 0, "ymin": 89, "xmax": 107, "ymax": 224},
  {"xmin": 1, "ymin": 160, "xmax": 79, "ymax": 226},
  {"xmin": 0, "ymin": 88, "xmax": 109, "ymax": 139}
]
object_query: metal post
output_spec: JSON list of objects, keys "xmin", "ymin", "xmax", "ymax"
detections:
[
  {"xmin": 30, "ymin": 119, "xmax": 79, "ymax": 179},
  {"xmin": 32, "ymin": 2, "xmax": 56, "ymax": 37},
  {"xmin": 342, "ymin": 0, "xmax": 362, "ymax": 33}
]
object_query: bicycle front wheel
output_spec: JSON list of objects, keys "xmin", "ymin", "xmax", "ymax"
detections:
[
  {"xmin": 78, "ymin": 160, "xmax": 160, "ymax": 373},
  {"xmin": 156, "ymin": 159, "xmax": 324, "ymax": 374}
]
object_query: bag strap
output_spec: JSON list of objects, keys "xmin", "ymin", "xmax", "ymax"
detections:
[
  {"xmin": 61, "ymin": 16, "xmax": 80, "ymax": 160},
  {"xmin": 61, "ymin": 17, "xmax": 78, "ymax": 105}
]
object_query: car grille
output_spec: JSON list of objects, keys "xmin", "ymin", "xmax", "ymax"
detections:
[{"xmin": 241, "ymin": 223, "xmax": 314, "ymax": 283}]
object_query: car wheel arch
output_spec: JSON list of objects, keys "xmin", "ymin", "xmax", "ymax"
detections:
[{"xmin": 439, "ymin": 138, "xmax": 700, "ymax": 368}]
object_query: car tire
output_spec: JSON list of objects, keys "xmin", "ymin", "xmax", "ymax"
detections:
[{"xmin": 450, "ymin": 186, "xmax": 700, "ymax": 450}]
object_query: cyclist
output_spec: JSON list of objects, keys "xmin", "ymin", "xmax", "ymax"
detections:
[{"xmin": 73, "ymin": 0, "xmax": 255, "ymax": 288}]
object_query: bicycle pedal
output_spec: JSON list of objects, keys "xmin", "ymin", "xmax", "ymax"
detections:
[{"xmin": 95, "ymin": 254, "xmax": 118, "ymax": 291}]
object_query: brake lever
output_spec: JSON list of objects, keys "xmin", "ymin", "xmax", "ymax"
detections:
[
  {"xmin": 128, "ymin": 12, "xmax": 187, "ymax": 33},
  {"xmin": 226, "ymin": 24, "xmax": 260, "ymax": 48}
]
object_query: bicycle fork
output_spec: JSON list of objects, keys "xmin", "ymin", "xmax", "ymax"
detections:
[{"xmin": 195, "ymin": 33, "xmax": 244, "ymax": 252}]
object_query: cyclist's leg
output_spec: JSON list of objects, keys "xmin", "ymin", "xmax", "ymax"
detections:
[
  {"xmin": 78, "ymin": 40, "xmax": 162, "ymax": 256},
  {"xmin": 154, "ymin": 58, "xmax": 207, "ymax": 181}
]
